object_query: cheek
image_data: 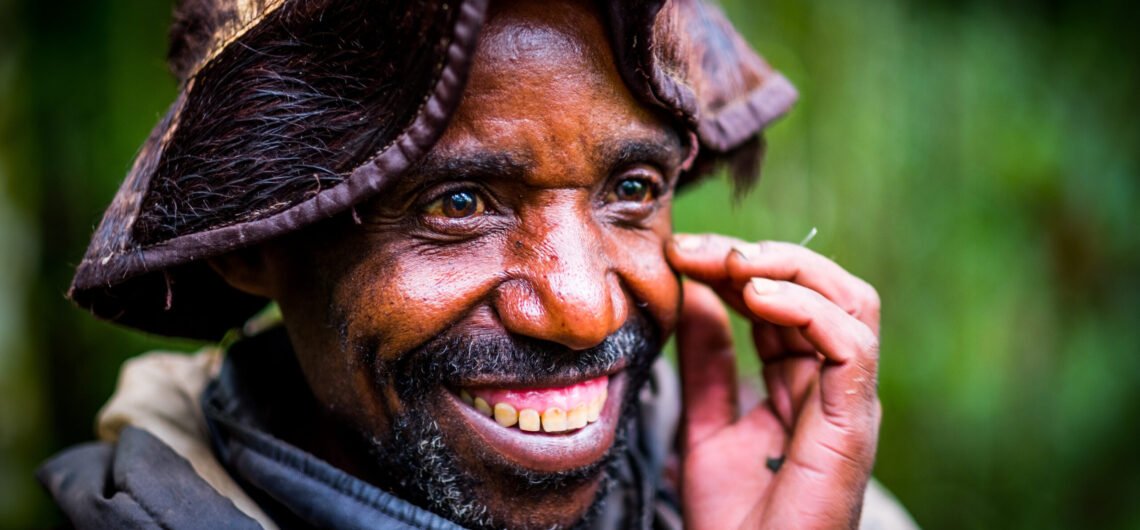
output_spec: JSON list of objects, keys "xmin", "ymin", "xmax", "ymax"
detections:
[
  {"xmin": 263, "ymin": 238, "xmax": 394, "ymax": 422},
  {"xmin": 279, "ymin": 235, "xmax": 508, "ymax": 431},
  {"xmin": 607, "ymin": 209, "xmax": 681, "ymax": 336},
  {"xmin": 338, "ymin": 239, "xmax": 507, "ymax": 361}
]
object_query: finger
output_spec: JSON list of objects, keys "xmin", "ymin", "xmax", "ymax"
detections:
[
  {"xmin": 728, "ymin": 241, "xmax": 881, "ymax": 334},
  {"xmin": 669, "ymin": 233, "xmax": 881, "ymax": 336},
  {"xmin": 667, "ymin": 233, "xmax": 741, "ymax": 284},
  {"xmin": 752, "ymin": 322, "xmax": 819, "ymax": 431},
  {"xmin": 762, "ymin": 380, "xmax": 881, "ymax": 529},
  {"xmin": 759, "ymin": 358, "xmax": 820, "ymax": 433},
  {"xmin": 668, "ymin": 234, "xmax": 751, "ymax": 316},
  {"xmin": 753, "ymin": 321, "xmax": 817, "ymax": 362},
  {"xmin": 676, "ymin": 281, "xmax": 739, "ymax": 449},
  {"xmin": 742, "ymin": 278, "xmax": 880, "ymax": 526},
  {"xmin": 743, "ymin": 278, "xmax": 879, "ymax": 415}
]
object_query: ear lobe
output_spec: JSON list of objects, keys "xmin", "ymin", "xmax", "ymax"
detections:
[{"xmin": 208, "ymin": 248, "xmax": 275, "ymax": 298}]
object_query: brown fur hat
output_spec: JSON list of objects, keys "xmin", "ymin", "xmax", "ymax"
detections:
[{"xmin": 70, "ymin": 0, "xmax": 797, "ymax": 339}]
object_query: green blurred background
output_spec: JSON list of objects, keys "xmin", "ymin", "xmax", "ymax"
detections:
[{"xmin": 1, "ymin": 0, "xmax": 1137, "ymax": 528}]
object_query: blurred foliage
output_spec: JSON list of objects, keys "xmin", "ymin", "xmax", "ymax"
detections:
[{"xmin": 0, "ymin": 0, "xmax": 1137, "ymax": 528}]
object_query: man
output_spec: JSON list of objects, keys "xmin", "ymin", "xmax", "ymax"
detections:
[{"xmin": 40, "ymin": 0, "xmax": 917, "ymax": 528}]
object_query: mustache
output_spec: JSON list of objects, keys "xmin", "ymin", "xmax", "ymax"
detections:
[{"xmin": 384, "ymin": 312, "xmax": 663, "ymax": 392}]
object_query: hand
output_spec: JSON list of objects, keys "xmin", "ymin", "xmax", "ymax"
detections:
[{"xmin": 666, "ymin": 233, "xmax": 882, "ymax": 530}]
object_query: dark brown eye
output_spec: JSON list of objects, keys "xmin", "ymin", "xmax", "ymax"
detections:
[
  {"xmin": 610, "ymin": 177, "xmax": 654, "ymax": 203},
  {"xmin": 425, "ymin": 190, "xmax": 485, "ymax": 219}
]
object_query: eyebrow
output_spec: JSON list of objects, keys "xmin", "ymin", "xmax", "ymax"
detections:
[
  {"xmin": 407, "ymin": 129, "xmax": 683, "ymax": 190},
  {"xmin": 602, "ymin": 134, "xmax": 684, "ymax": 170},
  {"xmin": 410, "ymin": 150, "xmax": 535, "ymax": 189}
]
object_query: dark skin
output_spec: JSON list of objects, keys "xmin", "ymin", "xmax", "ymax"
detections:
[{"xmin": 213, "ymin": 1, "xmax": 881, "ymax": 528}]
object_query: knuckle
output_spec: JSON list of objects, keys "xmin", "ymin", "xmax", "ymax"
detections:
[
  {"xmin": 846, "ymin": 276, "xmax": 879, "ymax": 309},
  {"xmin": 856, "ymin": 328, "xmax": 880, "ymax": 362},
  {"xmin": 754, "ymin": 240, "xmax": 777, "ymax": 256},
  {"xmin": 860, "ymin": 281, "xmax": 881, "ymax": 311}
]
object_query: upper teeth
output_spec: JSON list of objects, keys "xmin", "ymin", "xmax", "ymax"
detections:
[{"xmin": 459, "ymin": 387, "xmax": 607, "ymax": 433}]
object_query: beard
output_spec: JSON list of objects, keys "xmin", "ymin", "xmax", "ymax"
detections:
[{"xmin": 356, "ymin": 313, "xmax": 664, "ymax": 529}]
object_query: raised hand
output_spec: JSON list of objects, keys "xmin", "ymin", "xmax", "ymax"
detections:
[{"xmin": 667, "ymin": 233, "xmax": 882, "ymax": 530}]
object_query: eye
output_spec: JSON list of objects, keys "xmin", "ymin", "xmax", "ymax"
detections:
[
  {"xmin": 424, "ymin": 189, "xmax": 486, "ymax": 219},
  {"xmin": 608, "ymin": 177, "xmax": 656, "ymax": 204}
]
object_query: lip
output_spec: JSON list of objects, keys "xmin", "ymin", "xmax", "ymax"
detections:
[{"xmin": 444, "ymin": 371, "xmax": 627, "ymax": 473}]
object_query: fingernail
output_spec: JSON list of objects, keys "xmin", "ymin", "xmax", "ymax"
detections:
[
  {"xmin": 731, "ymin": 245, "xmax": 758, "ymax": 262},
  {"xmin": 673, "ymin": 234, "xmax": 703, "ymax": 252},
  {"xmin": 751, "ymin": 277, "xmax": 780, "ymax": 295}
]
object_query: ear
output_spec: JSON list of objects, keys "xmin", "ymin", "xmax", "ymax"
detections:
[{"xmin": 208, "ymin": 247, "xmax": 275, "ymax": 299}]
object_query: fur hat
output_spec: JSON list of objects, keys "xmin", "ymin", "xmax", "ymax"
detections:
[{"xmin": 70, "ymin": 0, "xmax": 797, "ymax": 339}]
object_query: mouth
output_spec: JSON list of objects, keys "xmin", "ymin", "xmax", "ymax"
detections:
[{"xmin": 444, "ymin": 369, "xmax": 627, "ymax": 473}]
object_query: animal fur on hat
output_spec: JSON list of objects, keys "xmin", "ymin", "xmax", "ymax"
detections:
[{"xmin": 70, "ymin": 0, "xmax": 797, "ymax": 339}]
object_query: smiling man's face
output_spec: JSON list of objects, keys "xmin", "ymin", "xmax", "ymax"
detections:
[{"xmin": 234, "ymin": 1, "xmax": 686, "ymax": 527}]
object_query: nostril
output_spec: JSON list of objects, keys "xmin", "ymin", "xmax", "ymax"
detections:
[{"xmin": 493, "ymin": 271, "xmax": 625, "ymax": 351}]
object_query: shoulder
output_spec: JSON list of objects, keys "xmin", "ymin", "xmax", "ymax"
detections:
[
  {"xmin": 39, "ymin": 348, "xmax": 277, "ymax": 529},
  {"xmin": 38, "ymin": 426, "xmax": 261, "ymax": 530}
]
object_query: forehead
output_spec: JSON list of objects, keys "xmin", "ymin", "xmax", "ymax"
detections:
[{"xmin": 429, "ymin": 0, "xmax": 677, "ymax": 184}]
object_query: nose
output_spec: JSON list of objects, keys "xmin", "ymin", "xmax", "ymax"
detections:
[{"xmin": 494, "ymin": 217, "xmax": 628, "ymax": 351}]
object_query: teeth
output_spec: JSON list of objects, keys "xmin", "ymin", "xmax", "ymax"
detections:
[
  {"xmin": 474, "ymin": 397, "xmax": 493, "ymax": 417},
  {"xmin": 462, "ymin": 384, "xmax": 609, "ymax": 433},
  {"xmin": 587, "ymin": 395, "xmax": 602, "ymax": 422},
  {"xmin": 518, "ymin": 409, "xmax": 541, "ymax": 432},
  {"xmin": 542, "ymin": 408, "xmax": 567, "ymax": 432},
  {"xmin": 567, "ymin": 404, "xmax": 588, "ymax": 430},
  {"xmin": 494, "ymin": 403, "xmax": 518, "ymax": 428}
]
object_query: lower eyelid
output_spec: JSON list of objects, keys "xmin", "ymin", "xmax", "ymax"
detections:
[{"xmin": 418, "ymin": 212, "xmax": 505, "ymax": 233}]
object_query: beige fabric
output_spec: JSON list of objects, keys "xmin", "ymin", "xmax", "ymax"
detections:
[
  {"xmin": 862, "ymin": 478, "xmax": 921, "ymax": 530},
  {"xmin": 95, "ymin": 350, "xmax": 277, "ymax": 530}
]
